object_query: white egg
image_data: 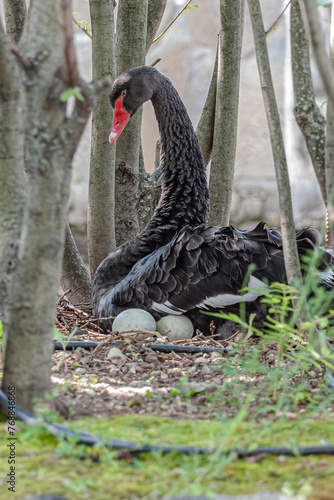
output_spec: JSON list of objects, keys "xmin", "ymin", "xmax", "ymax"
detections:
[
  {"xmin": 112, "ymin": 309, "xmax": 156, "ymax": 338},
  {"xmin": 156, "ymin": 314, "xmax": 194, "ymax": 341}
]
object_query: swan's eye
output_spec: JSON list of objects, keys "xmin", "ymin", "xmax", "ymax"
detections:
[{"xmin": 121, "ymin": 90, "xmax": 127, "ymax": 97}]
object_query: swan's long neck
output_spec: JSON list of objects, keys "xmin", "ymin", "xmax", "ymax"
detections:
[{"xmin": 92, "ymin": 72, "xmax": 209, "ymax": 305}]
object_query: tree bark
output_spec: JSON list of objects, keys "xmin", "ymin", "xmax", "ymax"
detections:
[
  {"xmin": 88, "ymin": 0, "xmax": 116, "ymax": 276},
  {"xmin": 208, "ymin": 0, "xmax": 244, "ymax": 227},
  {"xmin": 61, "ymin": 223, "xmax": 92, "ymax": 304},
  {"xmin": 114, "ymin": 0, "xmax": 148, "ymax": 246},
  {"xmin": 303, "ymin": 0, "xmax": 334, "ymax": 106},
  {"xmin": 196, "ymin": 43, "xmax": 218, "ymax": 168},
  {"xmin": 2, "ymin": 0, "xmax": 93, "ymax": 411},
  {"xmin": 0, "ymin": 18, "xmax": 25, "ymax": 347},
  {"xmin": 247, "ymin": 0, "xmax": 302, "ymax": 285},
  {"xmin": 3, "ymin": 0, "xmax": 26, "ymax": 44},
  {"xmin": 326, "ymin": 5, "xmax": 334, "ymax": 244},
  {"xmin": 290, "ymin": 0, "xmax": 326, "ymax": 204}
]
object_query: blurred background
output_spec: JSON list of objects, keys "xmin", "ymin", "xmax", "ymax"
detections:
[{"xmin": 1, "ymin": 0, "xmax": 330, "ymax": 259}]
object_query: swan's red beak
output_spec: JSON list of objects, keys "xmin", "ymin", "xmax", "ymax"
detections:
[{"xmin": 109, "ymin": 95, "xmax": 130, "ymax": 144}]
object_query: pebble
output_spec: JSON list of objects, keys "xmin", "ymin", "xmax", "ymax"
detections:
[
  {"xmin": 188, "ymin": 382, "xmax": 218, "ymax": 394},
  {"xmin": 107, "ymin": 347, "xmax": 126, "ymax": 361},
  {"xmin": 85, "ymin": 389, "xmax": 96, "ymax": 397},
  {"xmin": 74, "ymin": 367, "xmax": 86, "ymax": 375},
  {"xmin": 201, "ymin": 365, "xmax": 213, "ymax": 374},
  {"xmin": 160, "ymin": 373, "xmax": 169, "ymax": 381},
  {"xmin": 195, "ymin": 356, "xmax": 210, "ymax": 364},
  {"xmin": 145, "ymin": 354, "xmax": 159, "ymax": 364}
]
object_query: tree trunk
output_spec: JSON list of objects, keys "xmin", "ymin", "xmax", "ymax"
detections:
[
  {"xmin": 196, "ymin": 43, "xmax": 218, "ymax": 169},
  {"xmin": 247, "ymin": 0, "xmax": 302, "ymax": 285},
  {"xmin": 326, "ymin": 5, "xmax": 334, "ymax": 244},
  {"xmin": 208, "ymin": 0, "xmax": 244, "ymax": 227},
  {"xmin": 114, "ymin": 0, "xmax": 148, "ymax": 246},
  {"xmin": 0, "ymin": 18, "xmax": 25, "ymax": 348},
  {"xmin": 290, "ymin": 0, "xmax": 326, "ymax": 204},
  {"xmin": 88, "ymin": 0, "xmax": 116, "ymax": 276},
  {"xmin": 2, "ymin": 0, "xmax": 93, "ymax": 411},
  {"xmin": 3, "ymin": 0, "xmax": 26, "ymax": 44},
  {"xmin": 303, "ymin": 0, "xmax": 334, "ymax": 106},
  {"xmin": 61, "ymin": 223, "xmax": 92, "ymax": 304}
]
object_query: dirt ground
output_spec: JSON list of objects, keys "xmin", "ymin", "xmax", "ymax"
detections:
[{"xmin": 51, "ymin": 297, "xmax": 333, "ymax": 422}]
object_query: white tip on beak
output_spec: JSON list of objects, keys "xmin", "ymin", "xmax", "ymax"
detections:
[{"xmin": 109, "ymin": 131, "xmax": 118, "ymax": 143}]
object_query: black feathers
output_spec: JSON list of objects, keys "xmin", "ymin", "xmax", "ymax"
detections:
[{"xmin": 92, "ymin": 66, "xmax": 333, "ymax": 335}]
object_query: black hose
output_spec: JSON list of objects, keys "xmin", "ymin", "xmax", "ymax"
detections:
[
  {"xmin": 54, "ymin": 340, "xmax": 233, "ymax": 354},
  {"xmin": 1, "ymin": 389, "xmax": 334, "ymax": 457}
]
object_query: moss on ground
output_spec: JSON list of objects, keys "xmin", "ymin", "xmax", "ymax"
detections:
[{"xmin": 1, "ymin": 414, "xmax": 334, "ymax": 499}]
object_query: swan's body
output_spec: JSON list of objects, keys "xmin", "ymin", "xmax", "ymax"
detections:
[{"xmin": 92, "ymin": 66, "xmax": 333, "ymax": 335}]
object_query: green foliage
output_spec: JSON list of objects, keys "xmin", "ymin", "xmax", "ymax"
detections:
[
  {"xmin": 73, "ymin": 12, "xmax": 91, "ymax": 31},
  {"xmin": 186, "ymin": 4, "xmax": 199, "ymax": 10},
  {"xmin": 60, "ymin": 87, "xmax": 84, "ymax": 102},
  {"xmin": 53, "ymin": 326, "xmax": 78, "ymax": 350}
]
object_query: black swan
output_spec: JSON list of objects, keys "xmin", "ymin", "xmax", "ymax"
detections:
[{"xmin": 92, "ymin": 65, "xmax": 333, "ymax": 336}]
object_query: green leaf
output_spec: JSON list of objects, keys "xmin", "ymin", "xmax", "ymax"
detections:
[
  {"xmin": 170, "ymin": 388, "xmax": 180, "ymax": 397},
  {"xmin": 67, "ymin": 326, "xmax": 78, "ymax": 343},
  {"xmin": 53, "ymin": 328, "xmax": 63, "ymax": 342},
  {"xmin": 319, "ymin": 317, "xmax": 329, "ymax": 328},
  {"xmin": 60, "ymin": 86, "xmax": 84, "ymax": 102},
  {"xmin": 73, "ymin": 12, "xmax": 79, "ymax": 17}
]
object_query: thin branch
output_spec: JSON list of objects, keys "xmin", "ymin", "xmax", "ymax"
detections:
[
  {"xmin": 265, "ymin": 1, "xmax": 291, "ymax": 35},
  {"xmin": 72, "ymin": 15, "xmax": 92, "ymax": 39},
  {"xmin": 152, "ymin": 0, "xmax": 192, "ymax": 43}
]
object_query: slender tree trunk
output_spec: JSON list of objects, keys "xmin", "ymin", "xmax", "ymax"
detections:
[
  {"xmin": 303, "ymin": 0, "xmax": 334, "ymax": 105},
  {"xmin": 291, "ymin": 0, "xmax": 326, "ymax": 203},
  {"xmin": 0, "ymin": 18, "xmax": 25, "ymax": 348},
  {"xmin": 61, "ymin": 223, "xmax": 92, "ymax": 304},
  {"xmin": 196, "ymin": 43, "xmax": 218, "ymax": 168},
  {"xmin": 2, "ymin": 0, "xmax": 94, "ymax": 411},
  {"xmin": 326, "ymin": 5, "xmax": 334, "ymax": 244},
  {"xmin": 247, "ymin": 0, "xmax": 302, "ymax": 285},
  {"xmin": 208, "ymin": 0, "xmax": 244, "ymax": 227},
  {"xmin": 114, "ymin": 0, "xmax": 148, "ymax": 246},
  {"xmin": 88, "ymin": 0, "xmax": 116, "ymax": 276}
]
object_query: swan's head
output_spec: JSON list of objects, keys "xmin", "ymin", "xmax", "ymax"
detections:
[{"xmin": 109, "ymin": 66, "xmax": 156, "ymax": 144}]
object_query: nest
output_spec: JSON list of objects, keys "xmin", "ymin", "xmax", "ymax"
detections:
[{"xmin": 56, "ymin": 293, "xmax": 238, "ymax": 348}]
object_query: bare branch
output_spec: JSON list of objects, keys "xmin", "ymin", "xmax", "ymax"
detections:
[
  {"xmin": 152, "ymin": 0, "xmax": 192, "ymax": 44},
  {"xmin": 265, "ymin": 1, "xmax": 291, "ymax": 35}
]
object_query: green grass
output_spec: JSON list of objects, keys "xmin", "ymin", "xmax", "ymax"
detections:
[{"xmin": 1, "ymin": 415, "xmax": 334, "ymax": 500}]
